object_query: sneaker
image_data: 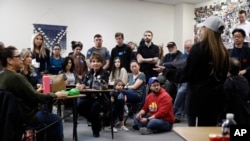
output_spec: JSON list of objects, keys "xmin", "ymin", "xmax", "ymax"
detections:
[
  {"xmin": 120, "ymin": 126, "xmax": 129, "ymax": 131},
  {"xmin": 113, "ymin": 127, "xmax": 118, "ymax": 133},
  {"xmin": 139, "ymin": 127, "xmax": 154, "ymax": 135}
]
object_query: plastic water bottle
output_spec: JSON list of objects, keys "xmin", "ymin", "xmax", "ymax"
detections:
[
  {"xmin": 52, "ymin": 101, "xmax": 58, "ymax": 115},
  {"xmin": 221, "ymin": 113, "xmax": 237, "ymax": 136}
]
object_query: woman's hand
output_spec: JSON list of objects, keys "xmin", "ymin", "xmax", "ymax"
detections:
[
  {"xmin": 153, "ymin": 65, "xmax": 165, "ymax": 73},
  {"xmin": 55, "ymin": 91, "xmax": 67, "ymax": 98},
  {"xmin": 76, "ymin": 83, "xmax": 85, "ymax": 90},
  {"xmin": 124, "ymin": 83, "xmax": 129, "ymax": 89},
  {"xmin": 78, "ymin": 75, "xmax": 82, "ymax": 80}
]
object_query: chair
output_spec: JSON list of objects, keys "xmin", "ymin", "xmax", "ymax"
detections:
[
  {"xmin": 124, "ymin": 84, "xmax": 147, "ymax": 125},
  {"xmin": 0, "ymin": 90, "xmax": 25, "ymax": 141},
  {"xmin": 22, "ymin": 124, "xmax": 48, "ymax": 141},
  {"xmin": 22, "ymin": 116, "xmax": 64, "ymax": 141}
]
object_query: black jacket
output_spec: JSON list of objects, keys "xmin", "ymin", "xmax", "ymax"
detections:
[
  {"xmin": 110, "ymin": 44, "xmax": 132, "ymax": 72},
  {"xmin": 0, "ymin": 90, "xmax": 24, "ymax": 141},
  {"xmin": 83, "ymin": 68, "xmax": 109, "ymax": 89},
  {"xmin": 224, "ymin": 75, "xmax": 250, "ymax": 124},
  {"xmin": 165, "ymin": 42, "xmax": 229, "ymax": 117}
]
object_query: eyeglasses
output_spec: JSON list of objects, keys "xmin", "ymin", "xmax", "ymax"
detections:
[
  {"xmin": 53, "ymin": 48, "xmax": 61, "ymax": 50},
  {"xmin": 233, "ymin": 35, "xmax": 243, "ymax": 39},
  {"xmin": 12, "ymin": 55, "xmax": 23, "ymax": 59}
]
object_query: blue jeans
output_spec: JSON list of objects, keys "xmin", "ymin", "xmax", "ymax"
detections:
[
  {"xmin": 134, "ymin": 115, "xmax": 173, "ymax": 132},
  {"xmin": 173, "ymin": 83, "xmax": 187, "ymax": 120},
  {"xmin": 122, "ymin": 89, "xmax": 141, "ymax": 103},
  {"xmin": 35, "ymin": 111, "xmax": 64, "ymax": 141}
]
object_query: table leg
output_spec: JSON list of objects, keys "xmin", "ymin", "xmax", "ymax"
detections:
[{"xmin": 72, "ymin": 98, "xmax": 78, "ymax": 141}]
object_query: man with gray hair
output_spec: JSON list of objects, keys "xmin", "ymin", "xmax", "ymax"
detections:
[{"xmin": 161, "ymin": 41, "xmax": 183, "ymax": 102}]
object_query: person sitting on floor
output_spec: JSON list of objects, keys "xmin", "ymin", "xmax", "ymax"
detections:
[
  {"xmin": 110, "ymin": 79, "xmax": 129, "ymax": 133},
  {"xmin": 134, "ymin": 77, "xmax": 174, "ymax": 135}
]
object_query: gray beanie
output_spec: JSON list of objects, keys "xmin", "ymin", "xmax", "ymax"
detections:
[{"xmin": 202, "ymin": 15, "xmax": 225, "ymax": 34}]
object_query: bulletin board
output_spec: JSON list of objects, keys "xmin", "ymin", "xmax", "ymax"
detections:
[{"xmin": 194, "ymin": 0, "xmax": 250, "ymax": 49}]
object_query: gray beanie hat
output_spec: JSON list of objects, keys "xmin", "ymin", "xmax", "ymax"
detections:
[{"xmin": 203, "ymin": 15, "xmax": 225, "ymax": 34}]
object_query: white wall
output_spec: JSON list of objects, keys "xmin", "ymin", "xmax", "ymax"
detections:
[
  {"xmin": 0, "ymin": 0, "xmax": 175, "ymax": 56},
  {"xmin": 171, "ymin": 3, "xmax": 194, "ymax": 52},
  {"xmin": 182, "ymin": 4, "xmax": 195, "ymax": 46}
]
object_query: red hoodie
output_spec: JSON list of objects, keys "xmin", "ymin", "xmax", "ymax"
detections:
[{"xmin": 142, "ymin": 87, "xmax": 174, "ymax": 123}]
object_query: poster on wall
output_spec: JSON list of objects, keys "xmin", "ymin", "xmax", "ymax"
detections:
[
  {"xmin": 33, "ymin": 24, "xmax": 67, "ymax": 51},
  {"xmin": 194, "ymin": 0, "xmax": 250, "ymax": 49}
]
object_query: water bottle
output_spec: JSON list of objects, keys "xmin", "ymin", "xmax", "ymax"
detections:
[
  {"xmin": 52, "ymin": 101, "xmax": 58, "ymax": 115},
  {"xmin": 221, "ymin": 113, "xmax": 237, "ymax": 136}
]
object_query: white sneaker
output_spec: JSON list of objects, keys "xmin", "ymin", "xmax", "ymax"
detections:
[
  {"xmin": 120, "ymin": 126, "xmax": 129, "ymax": 131},
  {"xmin": 113, "ymin": 127, "xmax": 118, "ymax": 133}
]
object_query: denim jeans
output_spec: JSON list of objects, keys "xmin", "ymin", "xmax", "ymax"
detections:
[
  {"xmin": 122, "ymin": 89, "xmax": 141, "ymax": 103},
  {"xmin": 35, "ymin": 111, "xmax": 64, "ymax": 141},
  {"xmin": 173, "ymin": 83, "xmax": 187, "ymax": 120},
  {"xmin": 134, "ymin": 115, "xmax": 173, "ymax": 132}
]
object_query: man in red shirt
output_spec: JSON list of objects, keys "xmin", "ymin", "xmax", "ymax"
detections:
[{"xmin": 134, "ymin": 77, "xmax": 174, "ymax": 135}]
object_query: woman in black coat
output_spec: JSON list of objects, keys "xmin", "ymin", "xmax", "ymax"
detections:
[{"xmin": 154, "ymin": 16, "xmax": 229, "ymax": 126}]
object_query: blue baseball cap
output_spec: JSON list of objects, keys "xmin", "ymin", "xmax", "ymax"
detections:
[{"xmin": 148, "ymin": 77, "xmax": 159, "ymax": 85}]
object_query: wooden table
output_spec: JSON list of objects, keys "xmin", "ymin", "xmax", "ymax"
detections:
[
  {"xmin": 173, "ymin": 127, "xmax": 221, "ymax": 141},
  {"xmin": 80, "ymin": 88, "xmax": 113, "ymax": 93}
]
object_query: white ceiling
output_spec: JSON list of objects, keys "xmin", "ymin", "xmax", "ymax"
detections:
[{"xmin": 134, "ymin": 0, "xmax": 212, "ymax": 5}]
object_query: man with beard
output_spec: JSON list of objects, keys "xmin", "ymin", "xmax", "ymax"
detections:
[
  {"xmin": 162, "ymin": 42, "xmax": 183, "ymax": 64},
  {"xmin": 137, "ymin": 30, "xmax": 159, "ymax": 83},
  {"xmin": 160, "ymin": 42, "xmax": 183, "ymax": 102},
  {"xmin": 133, "ymin": 77, "xmax": 174, "ymax": 135}
]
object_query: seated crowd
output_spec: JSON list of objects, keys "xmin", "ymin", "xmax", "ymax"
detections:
[{"xmin": 1, "ymin": 22, "xmax": 250, "ymax": 140}]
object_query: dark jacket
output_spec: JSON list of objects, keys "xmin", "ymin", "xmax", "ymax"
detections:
[
  {"xmin": 83, "ymin": 68, "xmax": 109, "ymax": 90},
  {"xmin": 162, "ymin": 50, "xmax": 183, "ymax": 65},
  {"xmin": 224, "ymin": 75, "xmax": 250, "ymax": 124},
  {"xmin": 230, "ymin": 44, "xmax": 250, "ymax": 83},
  {"xmin": 0, "ymin": 69, "xmax": 56, "ymax": 124},
  {"xmin": 0, "ymin": 90, "xmax": 24, "ymax": 141},
  {"xmin": 165, "ymin": 42, "xmax": 229, "ymax": 117},
  {"xmin": 110, "ymin": 44, "xmax": 132, "ymax": 72},
  {"xmin": 32, "ymin": 47, "xmax": 51, "ymax": 73}
]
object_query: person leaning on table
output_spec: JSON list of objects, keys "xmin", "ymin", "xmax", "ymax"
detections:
[{"xmin": 0, "ymin": 46, "xmax": 67, "ymax": 141}]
